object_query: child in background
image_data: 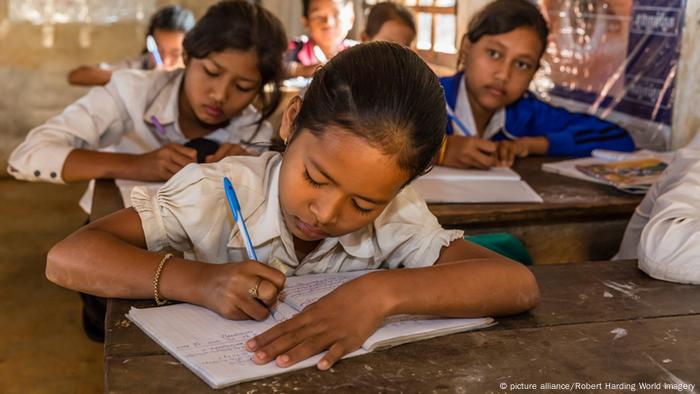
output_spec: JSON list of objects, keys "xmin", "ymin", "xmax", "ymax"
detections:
[
  {"xmin": 67, "ymin": 5, "xmax": 196, "ymax": 86},
  {"xmin": 439, "ymin": 0, "xmax": 635, "ymax": 170},
  {"xmin": 10, "ymin": 0, "xmax": 287, "ymax": 343},
  {"xmin": 615, "ymin": 147, "xmax": 700, "ymax": 284},
  {"xmin": 286, "ymin": 0, "xmax": 356, "ymax": 78},
  {"xmin": 361, "ymin": 1, "xmax": 416, "ymax": 47},
  {"xmin": 46, "ymin": 42, "xmax": 539, "ymax": 367},
  {"xmin": 9, "ymin": 0, "xmax": 287, "ymax": 214}
]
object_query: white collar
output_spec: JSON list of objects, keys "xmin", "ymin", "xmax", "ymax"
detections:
[{"xmin": 455, "ymin": 74, "xmax": 506, "ymax": 139}]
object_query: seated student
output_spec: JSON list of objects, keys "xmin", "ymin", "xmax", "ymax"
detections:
[
  {"xmin": 286, "ymin": 0, "xmax": 356, "ymax": 78},
  {"xmin": 68, "ymin": 5, "xmax": 196, "ymax": 86},
  {"xmin": 361, "ymin": 2, "xmax": 416, "ymax": 47},
  {"xmin": 615, "ymin": 147, "xmax": 700, "ymax": 284},
  {"xmin": 439, "ymin": 0, "xmax": 635, "ymax": 170},
  {"xmin": 10, "ymin": 0, "xmax": 287, "ymax": 343},
  {"xmin": 46, "ymin": 42, "xmax": 539, "ymax": 368},
  {"xmin": 9, "ymin": 0, "xmax": 287, "ymax": 214}
]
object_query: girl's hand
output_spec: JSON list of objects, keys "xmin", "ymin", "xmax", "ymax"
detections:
[
  {"xmin": 246, "ymin": 274, "xmax": 389, "ymax": 370},
  {"xmin": 495, "ymin": 139, "xmax": 530, "ymax": 167},
  {"xmin": 442, "ymin": 135, "xmax": 497, "ymax": 169},
  {"xmin": 205, "ymin": 143, "xmax": 255, "ymax": 163},
  {"xmin": 137, "ymin": 144, "xmax": 197, "ymax": 181},
  {"xmin": 199, "ymin": 260, "xmax": 286, "ymax": 321}
]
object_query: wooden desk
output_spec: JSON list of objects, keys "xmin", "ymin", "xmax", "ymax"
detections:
[
  {"xmin": 90, "ymin": 157, "xmax": 643, "ymax": 264},
  {"xmin": 431, "ymin": 157, "xmax": 642, "ymax": 263},
  {"xmin": 104, "ymin": 260, "xmax": 700, "ymax": 392}
]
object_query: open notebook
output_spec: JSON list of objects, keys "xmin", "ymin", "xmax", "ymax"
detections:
[
  {"xmin": 127, "ymin": 270, "xmax": 494, "ymax": 389},
  {"xmin": 412, "ymin": 165, "xmax": 542, "ymax": 203}
]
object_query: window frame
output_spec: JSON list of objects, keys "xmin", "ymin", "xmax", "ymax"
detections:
[{"xmin": 362, "ymin": 1, "xmax": 458, "ymax": 69}]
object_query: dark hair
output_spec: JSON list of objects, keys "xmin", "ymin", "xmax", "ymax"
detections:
[
  {"xmin": 183, "ymin": 1, "xmax": 288, "ymax": 123},
  {"xmin": 292, "ymin": 42, "xmax": 445, "ymax": 182},
  {"xmin": 146, "ymin": 5, "xmax": 196, "ymax": 37},
  {"xmin": 302, "ymin": 0, "xmax": 351, "ymax": 18},
  {"xmin": 364, "ymin": 2, "xmax": 415, "ymax": 39},
  {"xmin": 467, "ymin": 0, "xmax": 548, "ymax": 57}
]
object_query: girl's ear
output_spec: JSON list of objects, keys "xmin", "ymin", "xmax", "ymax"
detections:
[{"xmin": 279, "ymin": 96, "xmax": 303, "ymax": 144}]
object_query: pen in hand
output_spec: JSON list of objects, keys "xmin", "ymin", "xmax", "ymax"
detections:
[{"xmin": 223, "ymin": 177, "xmax": 258, "ymax": 261}]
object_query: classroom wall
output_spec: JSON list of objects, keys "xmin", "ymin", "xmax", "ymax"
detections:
[{"xmin": 0, "ymin": 1, "xmax": 217, "ymax": 177}]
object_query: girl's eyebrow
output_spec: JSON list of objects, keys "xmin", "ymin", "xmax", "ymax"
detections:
[
  {"xmin": 207, "ymin": 58, "xmax": 261, "ymax": 84},
  {"xmin": 308, "ymin": 158, "xmax": 388, "ymax": 205}
]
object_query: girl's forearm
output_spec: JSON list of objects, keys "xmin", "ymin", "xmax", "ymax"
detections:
[
  {"xmin": 46, "ymin": 227, "xmax": 207, "ymax": 304},
  {"xmin": 61, "ymin": 149, "xmax": 144, "ymax": 182},
  {"xmin": 366, "ymin": 259, "xmax": 539, "ymax": 318},
  {"xmin": 522, "ymin": 136, "xmax": 549, "ymax": 155}
]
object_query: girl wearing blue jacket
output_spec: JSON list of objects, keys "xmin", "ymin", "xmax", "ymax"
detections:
[{"xmin": 439, "ymin": 0, "xmax": 635, "ymax": 169}]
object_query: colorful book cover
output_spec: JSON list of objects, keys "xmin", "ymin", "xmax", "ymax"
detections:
[{"xmin": 576, "ymin": 158, "xmax": 667, "ymax": 193}]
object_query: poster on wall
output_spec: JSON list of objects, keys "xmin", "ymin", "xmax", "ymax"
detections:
[{"xmin": 537, "ymin": 0, "xmax": 686, "ymax": 149}]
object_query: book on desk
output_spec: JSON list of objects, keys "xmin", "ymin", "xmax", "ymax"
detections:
[{"xmin": 126, "ymin": 270, "xmax": 493, "ymax": 389}]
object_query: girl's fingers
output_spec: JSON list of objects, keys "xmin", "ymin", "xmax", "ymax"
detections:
[
  {"xmin": 318, "ymin": 342, "xmax": 349, "ymax": 371},
  {"xmin": 162, "ymin": 160, "xmax": 181, "ymax": 177},
  {"xmin": 472, "ymin": 149, "xmax": 495, "ymax": 169},
  {"xmin": 168, "ymin": 144, "xmax": 197, "ymax": 160},
  {"xmin": 237, "ymin": 295, "xmax": 270, "ymax": 322},
  {"xmin": 256, "ymin": 279, "xmax": 280, "ymax": 307},
  {"xmin": 252, "ymin": 263, "xmax": 287, "ymax": 289},
  {"xmin": 252, "ymin": 324, "xmax": 308, "ymax": 364},
  {"xmin": 206, "ymin": 146, "xmax": 228, "ymax": 163},
  {"xmin": 275, "ymin": 333, "xmax": 330, "ymax": 368},
  {"xmin": 248, "ymin": 317, "xmax": 297, "ymax": 352},
  {"xmin": 169, "ymin": 149, "xmax": 196, "ymax": 167}
]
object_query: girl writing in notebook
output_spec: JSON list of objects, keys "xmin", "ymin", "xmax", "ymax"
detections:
[
  {"xmin": 9, "ymin": 0, "xmax": 287, "ymax": 214},
  {"xmin": 46, "ymin": 42, "xmax": 539, "ymax": 368},
  {"xmin": 439, "ymin": 0, "xmax": 635, "ymax": 169}
]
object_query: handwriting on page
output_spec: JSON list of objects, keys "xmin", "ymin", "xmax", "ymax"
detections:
[
  {"xmin": 281, "ymin": 270, "xmax": 371, "ymax": 311},
  {"xmin": 128, "ymin": 304, "xmax": 275, "ymax": 369}
]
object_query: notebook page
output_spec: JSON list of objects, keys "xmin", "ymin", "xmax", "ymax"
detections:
[
  {"xmin": 363, "ymin": 317, "xmax": 495, "ymax": 351},
  {"xmin": 412, "ymin": 178, "xmax": 543, "ymax": 203},
  {"xmin": 127, "ymin": 304, "xmax": 342, "ymax": 389},
  {"xmin": 280, "ymin": 270, "xmax": 373, "ymax": 311},
  {"xmin": 421, "ymin": 165, "xmax": 521, "ymax": 181}
]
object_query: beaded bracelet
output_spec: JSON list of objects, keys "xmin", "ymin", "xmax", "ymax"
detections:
[{"xmin": 153, "ymin": 253, "xmax": 174, "ymax": 306}]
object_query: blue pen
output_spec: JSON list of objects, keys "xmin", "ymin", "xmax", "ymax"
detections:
[
  {"xmin": 150, "ymin": 115, "xmax": 168, "ymax": 139},
  {"xmin": 223, "ymin": 177, "xmax": 258, "ymax": 260},
  {"xmin": 445, "ymin": 105, "xmax": 474, "ymax": 137},
  {"xmin": 146, "ymin": 35, "xmax": 163, "ymax": 67}
]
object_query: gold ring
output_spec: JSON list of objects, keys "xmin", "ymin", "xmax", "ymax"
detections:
[{"xmin": 248, "ymin": 278, "xmax": 262, "ymax": 299}]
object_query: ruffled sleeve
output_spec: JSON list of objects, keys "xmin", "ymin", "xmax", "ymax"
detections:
[
  {"xmin": 130, "ymin": 162, "xmax": 231, "ymax": 255},
  {"xmin": 373, "ymin": 185, "xmax": 463, "ymax": 269}
]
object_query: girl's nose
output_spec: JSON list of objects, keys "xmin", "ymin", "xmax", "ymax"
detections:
[{"xmin": 309, "ymin": 191, "xmax": 342, "ymax": 226}]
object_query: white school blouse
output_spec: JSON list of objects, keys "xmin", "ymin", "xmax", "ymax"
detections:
[
  {"xmin": 7, "ymin": 68, "xmax": 272, "ymax": 213},
  {"xmin": 454, "ymin": 74, "xmax": 505, "ymax": 139},
  {"xmin": 615, "ymin": 147, "xmax": 700, "ymax": 284},
  {"xmin": 131, "ymin": 152, "xmax": 464, "ymax": 274}
]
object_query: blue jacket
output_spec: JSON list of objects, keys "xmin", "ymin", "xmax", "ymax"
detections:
[{"xmin": 440, "ymin": 72, "xmax": 635, "ymax": 156}]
